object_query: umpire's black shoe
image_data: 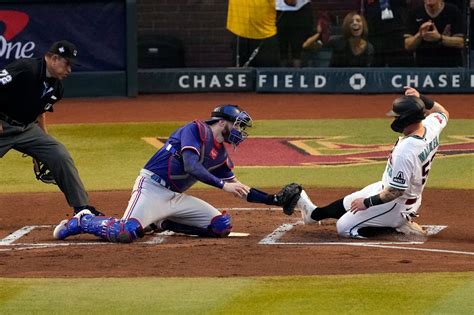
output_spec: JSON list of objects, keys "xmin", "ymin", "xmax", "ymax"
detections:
[{"xmin": 73, "ymin": 205, "xmax": 105, "ymax": 216}]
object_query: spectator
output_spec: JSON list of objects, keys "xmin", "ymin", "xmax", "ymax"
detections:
[
  {"xmin": 405, "ymin": 0, "xmax": 465, "ymax": 67},
  {"xmin": 362, "ymin": 0, "xmax": 414, "ymax": 66},
  {"xmin": 304, "ymin": 11, "xmax": 374, "ymax": 67},
  {"xmin": 300, "ymin": 11, "xmax": 332, "ymax": 67},
  {"xmin": 276, "ymin": 0, "xmax": 315, "ymax": 67},
  {"xmin": 409, "ymin": 0, "xmax": 464, "ymax": 11},
  {"xmin": 227, "ymin": 0, "xmax": 280, "ymax": 67}
]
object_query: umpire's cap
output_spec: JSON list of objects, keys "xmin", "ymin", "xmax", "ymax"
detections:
[{"xmin": 48, "ymin": 40, "xmax": 79, "ymax": 65}]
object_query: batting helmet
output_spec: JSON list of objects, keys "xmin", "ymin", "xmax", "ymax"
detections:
[
  {"xmin": 387, "ymin": 96, "xmax": 425, "ymax": 133},
  {"xmin": 208, "ymin": 104, "xmax": 252, "ymax": 147}
]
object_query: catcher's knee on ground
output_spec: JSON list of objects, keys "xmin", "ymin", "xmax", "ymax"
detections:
[{"xmin": 208, "ymin": 212, "xmax": 232, "ymax": 236}]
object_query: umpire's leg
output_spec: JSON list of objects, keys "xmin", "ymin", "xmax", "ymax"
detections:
[{"xmin": 13, "ymin": 123, "xmax": 89, "ymax": 208}]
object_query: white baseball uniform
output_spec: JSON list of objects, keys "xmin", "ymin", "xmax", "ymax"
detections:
[{"xmin": 337, "ymin": 112, "xmax": 448, "ymax": 237}]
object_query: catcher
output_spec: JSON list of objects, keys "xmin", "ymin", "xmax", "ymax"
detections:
[{"xmin": 54, "ymin": 105, "xmax": 302, "ymax": 242}]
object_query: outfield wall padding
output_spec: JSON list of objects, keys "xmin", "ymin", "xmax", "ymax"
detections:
[{"xmin": 138, "ymin": 68, "xmax": 474, "ymax": 94}]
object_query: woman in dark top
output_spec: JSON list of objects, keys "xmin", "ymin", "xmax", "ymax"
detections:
[
  {"xmin": 328, "ymin": 12, "xmax": 374, "ymax": 67},
  {"xmin": 303, "ymin": 11, "xmax": 374, "ymax": 67}
]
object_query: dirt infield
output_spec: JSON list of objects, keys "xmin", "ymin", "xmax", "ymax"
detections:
[
  {"xmin": 0, "ymin": 93, "xmax": 472, "ymax": 277},
  {"xmin": 49, "ymin": 93, "xmax": 473, "ymax": 123}
]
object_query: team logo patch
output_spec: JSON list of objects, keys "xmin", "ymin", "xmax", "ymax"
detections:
[
  {"xmin": 209, "ymin": 148, "xmax": 217, "ymax": 159},
  {"xmin": 393, "ymin": 171, "xmax": 406, "ymax": 184}
]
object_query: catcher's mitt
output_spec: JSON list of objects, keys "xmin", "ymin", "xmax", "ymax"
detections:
[
  {"xmin": 33, "ymin": 158, "xmax": 57, "ymax": 185},
  {"xmin": 275, "ymin": 183, "xmax": 302, "ymax": 215}
]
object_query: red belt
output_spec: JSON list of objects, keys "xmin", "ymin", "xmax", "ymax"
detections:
[{"xmin": 405, "ymin": 198, "xmax": 417, "ymax": 205}]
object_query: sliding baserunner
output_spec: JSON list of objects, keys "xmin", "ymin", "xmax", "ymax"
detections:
[{"xmin": 289, "ymin": 87, "xmax": 449, "ymax": 238}]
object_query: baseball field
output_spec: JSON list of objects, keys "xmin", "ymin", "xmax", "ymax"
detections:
[{"xmin": 0, "ymin": 93, "xmax": 472, "ymax": 314}]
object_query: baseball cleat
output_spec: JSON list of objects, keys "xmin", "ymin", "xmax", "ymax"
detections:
[
  {"xmin": 74, "ymin": 206, "xmax": 104, "ymax": 217},
  {"xmin": 349, "ymin": 231, "xmax": 367, "ymax": 239},
  {"xmin": 143, "ymin": 222, "xmax": 164, "ymax": 234},
  {"xmin": 297, "ymin": 189, "xmax": 317, "ymax": 224},
  {"xmin": 396, "ymin": 220, "xmax": 427, "ymax": 236},
  {"xmin": 53, "ymin": 210, "xmax": 93, "ymax": 240}
]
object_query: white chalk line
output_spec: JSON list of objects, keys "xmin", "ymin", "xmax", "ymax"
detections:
[
  {"xmin": 0, "ymin": 225, "xmax": 50, "ymax": 245},
  {"xmin": 0, "ymin": 212, "xmax": 470, "ymax": 256},
  {"xmin": 258, "ymin": 223, "xmax": 298, "ymax": 245},
  {"xmin": 144, "ymin": 231, "xmax": 176, "ymax": 244},
  {"xmin": 263, "ymin": 241, "xmax": 474, "ymax": 256},
  {"xmin": 0, "ymin": 225, "xmax": 251, "ymax": 250},
  {"xmin": 355, "ymin": 243, "xmax": 474, "ymax": 256},
  {"xmin": 0, "ymin": 245, "xmax": 53, "ymax": 252},
  {"xmin": 259, "ymin": 221, "xmax": 474, "ymax": 256}
]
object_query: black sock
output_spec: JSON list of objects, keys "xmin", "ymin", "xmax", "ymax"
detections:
[
  {"xmin": 161, "ymin": 220, "xmax": 218, "ymax": 237},
  {"xmin": 311, "ymin": 198, "xmax": 346, "ymax": 221},
  {"xmin": 358, "ymin": 227, "xmax": 397, "ymax": 237}
]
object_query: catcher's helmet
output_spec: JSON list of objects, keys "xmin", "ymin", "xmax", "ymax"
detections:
[
  {"xmin": 387, "ymin": 96, "xmax": 425, "ymax": 133},
  {"xmin": 208, "ymin": 104, "xmax": 252, "ymax": 147}
]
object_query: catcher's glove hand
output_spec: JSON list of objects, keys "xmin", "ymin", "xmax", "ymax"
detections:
[
  {"xmin": 33, "ymin": 158, "xmax": 57, "ymax": 185},
  {"xmin": 275, "ymin": 183, "xmax": 302, "ymax": 215}
]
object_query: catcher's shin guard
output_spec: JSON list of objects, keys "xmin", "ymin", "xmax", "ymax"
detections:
[
  {"xmin": 80, "ymin": 215, "xmax": 144, "ymax": 243},
  {"xmin": 161, "ymin": 212, "xmax": 232, "ymax": 237}
]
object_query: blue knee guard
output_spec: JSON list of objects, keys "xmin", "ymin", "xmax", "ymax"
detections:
[
  {"xmin": 209, "ymin": 212, "xmax": 232, "ymax": 237},
  {"xmin": 80, "ymin": 214, "xmax": 144, "ymax": 243}
]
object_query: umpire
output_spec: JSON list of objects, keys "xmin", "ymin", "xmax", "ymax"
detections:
[{"xmin": 0, "ymin": 40, "xmax": 103, "ymax": 216}]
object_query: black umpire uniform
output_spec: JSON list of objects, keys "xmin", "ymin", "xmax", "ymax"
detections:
[{"xmin": 0, "ymin": 40, "xmax": 101, "ymax": 215}]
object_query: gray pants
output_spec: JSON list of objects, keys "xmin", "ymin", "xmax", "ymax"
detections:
[{"xmin": 0, "ymin": 120, "xmax": 89, "ymax": 207}]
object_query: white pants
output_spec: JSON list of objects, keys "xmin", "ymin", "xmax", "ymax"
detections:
[
  {"xmin": 121, "ymin": 169, "xmax": 221, "ymax": 229},
  {"xmin": 338, "ymin": 181, "xmax": 421, "ymax": 238}
]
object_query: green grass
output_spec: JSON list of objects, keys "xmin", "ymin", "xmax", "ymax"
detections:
[
  {"xmin": 0, "ymin": 272, "xmax": 472, "ymax": 314},
  {"xmin": 0, "ymin": 119, "xmax": 472, "ymax": 192},
  {"xmin": 253, "ymin": 119, "xmax": 473, "ymax": 144},
  {"xmin": 0, "ymin": 119, "xmax": 472, "ymax": 314}
]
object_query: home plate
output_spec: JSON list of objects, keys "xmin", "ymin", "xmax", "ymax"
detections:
[
  {"xmin": 422, "ymin": 225, "xmax": 447, "ymax": 236},
  {"xmin": 229, "ymin": 232, "xmax": 250, "ymax": 237}
]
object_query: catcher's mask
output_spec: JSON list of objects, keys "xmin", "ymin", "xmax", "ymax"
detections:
[
  {"xmin": 207, "ymin": 104, "xmax": 253, "ymax": 147},
  {"xmin": 387, "ymin": 96, "xmax": 425, "ymax": 133}
]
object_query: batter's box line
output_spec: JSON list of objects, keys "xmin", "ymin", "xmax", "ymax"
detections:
[
  {"xmin": 258, "ymin": 221, "xmax": 447, "ymax": 245},
  {"xmin": 0, "ymin": 207, "xmax": 270, "ymax": 249},
  {"xmin": 0, "ymin": 225, "xmax": 249, "ymax": 252},
  {"xmin": 258, "ymin": 221, "xmax": 474, "ymax": 256},
  {"xmin": 257, "ymin": 221, "xmax": 423, "ymax": 246}
]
